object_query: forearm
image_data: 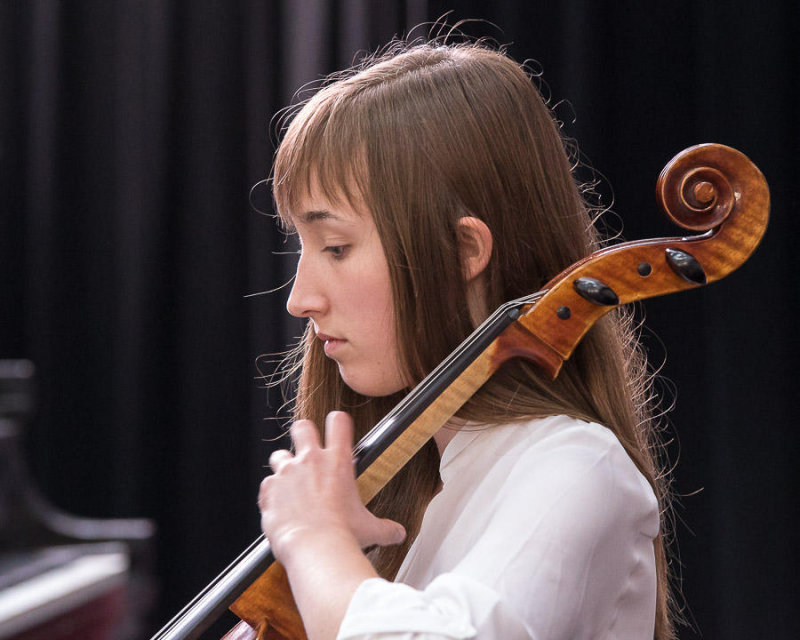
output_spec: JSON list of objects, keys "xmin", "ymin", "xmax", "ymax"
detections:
[{"xmin": 280, "ymin": 528, "xmax": 380, "ymax": 640}]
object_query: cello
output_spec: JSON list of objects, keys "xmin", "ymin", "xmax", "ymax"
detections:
[{"xmin": 150, "ymin": 143, "xmax": 769, "ymax": 639}]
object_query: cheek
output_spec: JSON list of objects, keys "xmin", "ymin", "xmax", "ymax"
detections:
[
  {"xmin": 350, "ymin": 252, "xmax": 395, "ymax": 334},
  {"xmin": 346, "ymin": 271, "xmax": 406, "ymax": 395},
  {"xmin": 358, "ymin": 276, "xmax": 396, "ymax": 347}
]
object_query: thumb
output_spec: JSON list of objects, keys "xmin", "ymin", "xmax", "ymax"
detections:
[{"xmin": 365, "ymin": 517, "xmax": 407, "ymax": 547}]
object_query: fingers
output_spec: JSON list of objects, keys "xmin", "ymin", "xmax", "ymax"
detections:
[
  {"xmin": 268, "ymin": 449, "xmax": 293, "ymax": 473},
  {"xmin": 271, "ymin": 414, "xmax": 352, "ymax": 472},
  {"xmin": 258, "ymin": 475, "xmax": 271, "ymax": 511},
  {"xmin": 324, "ymin": 411, "xmax": 354, "ymax": 454},
  {"xmin": 290, "ymin": 419, "xmax": 321, "ymax": 453},
  {"xmin": 364, "ymin": 517, "xmax": 406, "ymax": 548}
]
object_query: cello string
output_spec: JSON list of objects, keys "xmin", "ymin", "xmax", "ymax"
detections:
[
  {"xmin": 355, "ymin": 293, "xmax": 542, "ymax": 454},
  {"xmin": 371, "ymin": 298, "xmax": 522, "ymax": 421},
  {"xmin": 391, "ymin": 291, "xmax": 542, "ymax": 407},
  {"xmin": 357, "ymin": 291, "xmax": 544, "ymax": 445}
]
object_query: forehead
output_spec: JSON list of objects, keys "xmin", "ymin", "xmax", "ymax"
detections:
[
  {"xmin": 286, "ymin": 177, "xmax": 369, "ymax": 230},
  {"xmin": 275, "ymin": 132, "xmax": 370, "ymax": 227}
]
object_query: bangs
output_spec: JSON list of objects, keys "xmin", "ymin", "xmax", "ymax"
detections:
[{"xmin": 273, "ymin": 88, "xmax": 372, "ymax": 229}]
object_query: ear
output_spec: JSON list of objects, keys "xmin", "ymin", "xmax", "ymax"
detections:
[{"xmin": 457, "ymin": 216, "xmax": 493, "ymax": 282}]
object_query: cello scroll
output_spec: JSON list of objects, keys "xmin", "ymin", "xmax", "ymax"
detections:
[{"xmin": 512, "ymin": 143, "xmax": 770, "ymax": 376}]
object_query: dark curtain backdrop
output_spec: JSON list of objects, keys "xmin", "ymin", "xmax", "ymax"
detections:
[{"xmin": 1, "ymin": 0, "xmax": 797, "ymax": 637}]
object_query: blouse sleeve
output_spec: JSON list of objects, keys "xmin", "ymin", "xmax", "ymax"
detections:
[{"xmin": 336, "ymin": 426, "xmax": 660, "ymax": 640}]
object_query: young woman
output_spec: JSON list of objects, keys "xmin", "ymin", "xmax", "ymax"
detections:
[{"xmin": 258, "ymin": 40, "xmax": 674, "ymax": 640}]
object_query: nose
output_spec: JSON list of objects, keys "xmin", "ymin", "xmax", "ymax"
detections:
[{"xmin": 286, "ymin": 254, "xmax": 327, "ymax": 318}]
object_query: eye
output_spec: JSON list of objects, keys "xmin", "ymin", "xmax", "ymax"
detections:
[{"xmin": 323, "ymin": 245, "xmax": 349, "ymax": 259}]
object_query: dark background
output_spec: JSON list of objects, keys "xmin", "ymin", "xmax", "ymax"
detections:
[{"xmin": 1, "ymin": 0, "xmax": 797, "ymax": 637}]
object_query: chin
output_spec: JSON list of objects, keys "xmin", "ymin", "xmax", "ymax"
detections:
[
  {"xmin": 343, "ymin": 379, "xmax": 404, "ymax": 398},
  {"xmin": 339, "ymin": 367, "xmax": 405, "ymax": 398}
]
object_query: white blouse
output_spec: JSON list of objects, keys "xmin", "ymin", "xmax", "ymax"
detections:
[{"xmin": 336, "ymin": 415, "xmax": 659, "ymax": 639}]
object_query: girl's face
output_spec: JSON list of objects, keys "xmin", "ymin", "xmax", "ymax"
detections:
[{"xmin": 286, "ymin": 186, "xmax": 406, "ymax": 397}]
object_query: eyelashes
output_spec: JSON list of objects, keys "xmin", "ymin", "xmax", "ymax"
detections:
[
  {"xmin": 323, "ymin": 245, "xmax": 350, "ymax": 260},
  {"xmin": 289, "ymin": 243, "xmax": 351, "ymax": 262}
]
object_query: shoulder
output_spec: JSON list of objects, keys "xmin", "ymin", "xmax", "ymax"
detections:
[
  {"xmin": 419, "ymin": 417, "xmax": 660, "ymax": 635},
  {"xmin": 462, "ymin": 416, "xmax": 660, "ymax": 539}
]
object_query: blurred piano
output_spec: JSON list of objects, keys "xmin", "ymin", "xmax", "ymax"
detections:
[{"xmin": 0, "ymin": 361, "xmax": 156, "ymax": 639}]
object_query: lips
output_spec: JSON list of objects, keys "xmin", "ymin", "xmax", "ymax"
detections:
[{"xmin": 317, "ymin": 332, "xmax": 345, "ymax": 356}]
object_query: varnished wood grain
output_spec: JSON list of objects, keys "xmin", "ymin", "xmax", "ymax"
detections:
[{"xmin": 229, "ymin": 563, "xmax": 306, "ymax": 639}]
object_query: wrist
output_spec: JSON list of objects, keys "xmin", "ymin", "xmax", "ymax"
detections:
[
  {"xmin": 276, "ymin": 525, "xmax": 363, "ymax": 571},
  {"xmin": 277, "ymin": 525, "xmax": 379, "ymax": 640}
]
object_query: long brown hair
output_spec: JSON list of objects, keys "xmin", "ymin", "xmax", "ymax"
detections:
[{"xmin": 272, "ymin": 40, "xmax": 676, "ymax": 639}]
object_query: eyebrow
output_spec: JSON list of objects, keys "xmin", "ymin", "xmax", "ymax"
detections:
[{"xmin": 296, "ymin": 209, "xmax": 340, "ymax": 224}]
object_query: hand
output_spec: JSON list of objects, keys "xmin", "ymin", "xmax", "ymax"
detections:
[{"xmin": 258, "ymin": 411, "xmax": 406, "ymax": 564}]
